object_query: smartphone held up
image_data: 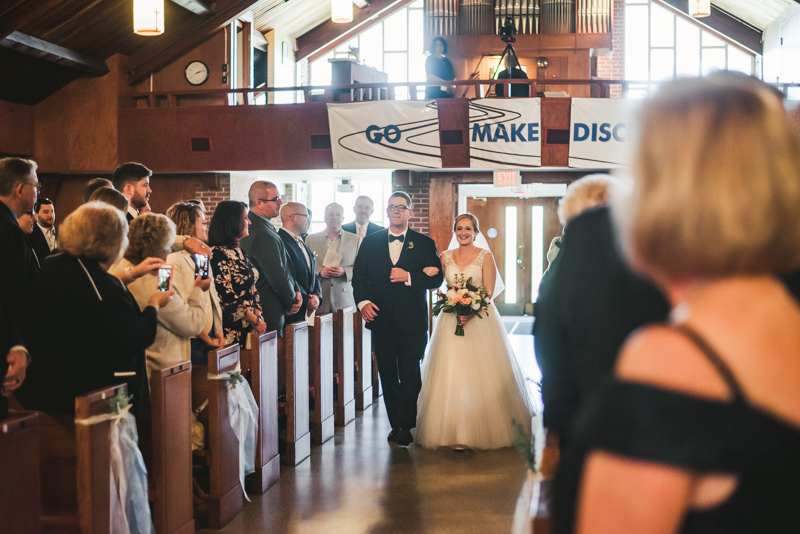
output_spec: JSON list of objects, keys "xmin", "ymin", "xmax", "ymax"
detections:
[{"xmin": 157, "ymin": 264, "xmax": 173, "ymax": 292}]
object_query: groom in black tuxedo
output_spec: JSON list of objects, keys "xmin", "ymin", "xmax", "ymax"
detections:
[{"xmin": 353, "ymin": 191, "xmax": 443, "ymax": 446}]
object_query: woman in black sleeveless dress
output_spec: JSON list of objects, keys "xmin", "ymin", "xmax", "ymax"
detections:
[{"xmin": 553, "ymin": 75, "xmax": 800, "ymax": 533}]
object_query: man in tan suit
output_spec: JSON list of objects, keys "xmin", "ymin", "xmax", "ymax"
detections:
[{"xmin": 305, "ymin": 202, "xmax": 361, "ymax": 314}]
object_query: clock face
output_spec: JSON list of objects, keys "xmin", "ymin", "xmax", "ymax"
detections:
[{"xmin": 185, "ymin": 61, "xmax": 209, "ymax": 86}]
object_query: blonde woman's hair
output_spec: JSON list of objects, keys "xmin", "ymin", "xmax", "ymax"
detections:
[
  {"xmin": 624, "ymin": 75, "xmax": 800, "ymax": 279},
  {"xmin": 124, "ymin": 212, "xmax": 176, "ymax": 265},
  {"xmin": 558, "ymin": 174, "xmax": 615, "ymax": 226},
  {"xmin": 167, "ymin": 201, "xmax": 203, "ymax": 237},
  {"xmin": 88, "ymin": 186, "xmax": 129, "ymax": 212},
  {"xmin": 59, "ymin": 201, "xmax": 128, "ymax": 263},
  {"xmin": 453, "ymin": 213, "xmax": 480, "ymax": 233}
]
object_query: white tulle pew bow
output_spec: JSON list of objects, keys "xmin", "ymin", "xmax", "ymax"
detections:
[
  {"xmin": 75, "ymin": 401, "xmax": 154, "ymax": 534},
  {"xmin": 208, "ymin": 363, "xmax": 259, "ymax": 501}
]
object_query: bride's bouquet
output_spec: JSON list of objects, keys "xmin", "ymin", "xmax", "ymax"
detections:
[{"xmin": 432, "ymin": 274, "xmax": 491, "ymax": 336}]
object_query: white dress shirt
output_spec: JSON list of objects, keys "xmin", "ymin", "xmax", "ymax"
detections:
[
  {"xmin": 37, "ymin": 223, "xmax": 57, "ymax": 251},
  {"xmin": 355, "ymin": 222, "xmax": 367, "ymax": 239}
]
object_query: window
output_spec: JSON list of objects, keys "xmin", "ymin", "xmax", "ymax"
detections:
[
  {"xmin": 310, "ymin": 0, "xmax": 426, "ymax": 99},
  {"xmin": 307, "ymin": 179, "xmax": 393, "ymax": 233},
  {"xmin": 624, "ymin": 0, "xmax": 757, "ymax": 96}
]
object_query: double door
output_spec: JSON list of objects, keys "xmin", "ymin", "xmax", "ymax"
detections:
[{"xmin": 466, "ymin": 197, "xmax": 561, "ymax": 316}]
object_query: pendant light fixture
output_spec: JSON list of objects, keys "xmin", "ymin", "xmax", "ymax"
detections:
[
  {"xmin": 689, "ymin": 0, "xmax": 710, "ymax": 18},
  {"xmin": 134, "ymin": 0, "xmax": 165, "ymax": 35},
  {"xmin": 331, "ymin": 0, "xmax": 353, "ymax": 23}
]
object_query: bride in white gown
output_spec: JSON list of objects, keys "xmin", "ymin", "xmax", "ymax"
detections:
[{"xmin": 416, "ymin": 213, "xmax": 535, "ymax": 449}]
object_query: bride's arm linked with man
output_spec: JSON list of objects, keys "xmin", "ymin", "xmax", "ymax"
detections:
[{"xmin": 352, "ymin": 191, "xmax": 443, "ymax": 447}]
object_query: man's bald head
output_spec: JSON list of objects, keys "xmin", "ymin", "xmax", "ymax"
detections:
[
  {"xmin": 248, "ymin": 180, "xmax": 281, "ymax": 219},
  {"xmin": 281, "ymin": 202, "xmax": 309, "ymax": 235}
]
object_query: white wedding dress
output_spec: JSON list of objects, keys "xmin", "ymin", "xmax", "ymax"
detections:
[{"xmin": 415, "ymin": 249, "xmax": 535, "ymax": 449}]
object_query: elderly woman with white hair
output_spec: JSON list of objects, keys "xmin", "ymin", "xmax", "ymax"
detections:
[
  {"xmin": 16, "ymin": 202, "xmax": 173, "ymax": 415},
  {"xmin": 533, "ymin": 173, "xmax": 669, "ymax": 450}
]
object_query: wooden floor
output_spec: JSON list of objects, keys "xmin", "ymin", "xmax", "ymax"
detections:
[{"xmin": 198, "ymin": 334, "xmax": 541, "ymax": 534}]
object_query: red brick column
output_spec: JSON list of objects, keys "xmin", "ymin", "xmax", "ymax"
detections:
[
  {"xmin": 195, "ymin": 175, "xmax": 231, "ymax": 219},
  {"xmin": 392, "ymin": 173, "xmax": 431, "ymax": 235},
  {"xmin": 596, "ymin": 0, "xmax": 625, "ymax": 98}
]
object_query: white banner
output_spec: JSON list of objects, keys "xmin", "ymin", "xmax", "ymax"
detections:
[
  {"xmin": 569, "ymin": 98, "xmax": 638, "ymax": 168},
  {"xmin": 327, "ymin": 101, "xmax": 442, "ymax": 169},
  {"xmin": 469, "ymin": 99, "xmax": 541, "ymax": 168}
]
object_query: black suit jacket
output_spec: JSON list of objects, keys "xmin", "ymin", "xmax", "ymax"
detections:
[
  {"xmin": 27, "ymin": 224, "xmax": 55, "ymax": 264},
  {"xmin": 0, "ymin": 299, "xmax": 25, "ymax": 419},
  {"xmin": 353, "ymin": 229, "xmax": 443, "ymax": 334},
  {"xmin": 342, "ymin": 221, "xmax": 385, "ymax": 237},
  {"xmin": 533, "ymin": 207, "xmax": 669, "ymax": 438},
  {"xmin": 279, "ymin": 229, "xmax": 322, "ymax": 324},
  {"xmin": 16, "ymin": 253, "xmax": 157, "ymax": 415},
  {"xmin": 0, "ymin": 200, "xmax": 39, "ymax": 336}
]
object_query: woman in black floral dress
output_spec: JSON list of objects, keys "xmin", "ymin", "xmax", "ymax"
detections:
[{"xmin": 208, "ymin": 201, "xmax": 267, "ymax": 345}]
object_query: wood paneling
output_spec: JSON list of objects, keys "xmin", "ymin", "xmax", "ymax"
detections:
[
  {"xmin": 540, "ymin": 97, "xmax": 571, "ymax": 167},
  {"xmin": 119, "ymin": 103, "xmax": 334, "ymax": 172},
  {"xmin": 34, "ymin": 54, "xmax": 130, "ymax": 173},
  {"xmin": 437, "ymin": 98, "xmax": 470, "ymax": 168},
  {"xmin": 0, "ymin": 99, "xmax": 34, "ymax": 156}
]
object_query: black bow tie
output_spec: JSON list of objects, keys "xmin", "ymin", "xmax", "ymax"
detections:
[{"xmin": 389, "ymin": 234, "xmax": 404, "ymax": 243}]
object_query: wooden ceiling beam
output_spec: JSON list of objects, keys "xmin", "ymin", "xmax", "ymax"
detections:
[
  {"xmin": 127, "ymin": 0, "xmax": 262, "ymax": 85},
  {"xmin": 655, "ymin": 0, "xmax": 762, "ymax": 54},
  {"xmin": 1, "ymin": 31, "xmax": 109, "ymax": 76},
  {"xmin": 0, "ymin": 0, "xmax": 67, "ymax": 41},
  {"xmin": 296, "ymin": 0, "xmax": 416, "ymax": 62},
  {"xmin": 169, "ymin": 0, "xmax": 214, "ymax": 16}
]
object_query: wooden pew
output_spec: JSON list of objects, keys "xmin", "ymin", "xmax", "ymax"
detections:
[
  {"xmin": 278, "ymin": 322, "xmax": 311, "ymax": 466},
  {"xmin": 353, "ymin": 311, "xmax": 373, "ymax": 411},
  {"xmin": 333, "ymin": 307, "xmax": 356, "ymax": 427},
  {"xmin": 239, "ymin": 331, "xmax": 280, "ymax": 494},
  {"xmin": 308, "ymin": 314, "xmax": 335, "ymax": 445},
  {"xmin": 149, "ymin": 362, "xmax": 195, "ymax": 534},
  {"xmin": 0, "ymin": 411, "xmax": 40, "ymax": 533},
  {"xmin": 191, "ymin": 344, "xmax": 243, "ymax": 529}
]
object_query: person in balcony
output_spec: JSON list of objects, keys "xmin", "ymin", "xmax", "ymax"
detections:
[
  {"xmin": 425, "ymin": 37, "xmax": 455, "ymax": 100},
  {"xmin": 495, "ymin": 55, "xmax": 529, "ymax": 97}
]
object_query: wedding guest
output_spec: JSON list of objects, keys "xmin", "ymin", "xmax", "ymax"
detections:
[
  {"xmin": 425, "ymin": 37, "xmax": 455, "ymax": 99},
  {"xmin": 209, "ymin": 200, "xmax": 266, "ymax": 345},
  {"xmin": 167, "ymin": 201, "xmax": 224, "ymax": 364},
  {"xmin": 27, "ymin": 197, "xmax": 57, "ymax": 262},
  {"xmin": 89, "ymin": 186, "xmax": 129, "ymax": 212},
  {"xmin": 554, "ymin": 76, "xmax": 800, "ymax": 533},
  {"xmin": 0, "ymin": 157, "xmax": 39, "ymax": 417},
  {"xmin": 495, "ymin": 55, "xmax": 529, "ymax": 97},
  {"xmin": 533, "ymin": 175, "xmax": 668, "ymax": 450},
  {"xmin": 306, "ymin": 202, "xmax": 361, "ymax": 314},
  {"xmin": 17, "ymin": 210, "xmax": 40, "ymax": 267},
  {"xmin": 343, "ymin": 195, "xmax": 384, "ymax": 239},
  {"xmin": 16, "ymin": 202, "xmax": 173, "ymax": 415},
  {"xmin": 112, "ymin": 162, "xmax": 152, "ymax": 223},
  {"xmin": 278, "ymin": 202, "xmax": 321, "ymax": 324},
  {"xmin": 240, "ymin": 181, "xmax": 301, "ymax": 335},
  {"xmin": 1, "ymin": 300, "xmax": 26, "ymax": 419},
  {"xmin": 120, "ymin": 213, "xmax": 208, "ymax": 375},
  {"xmin": 82, "ymin": 177, "xmax": 112, "ymax": 203}
]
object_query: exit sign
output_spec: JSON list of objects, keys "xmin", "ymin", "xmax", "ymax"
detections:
[{"xmin": 493, "ymin": 169, "xmax": 521, "ymax": 187}]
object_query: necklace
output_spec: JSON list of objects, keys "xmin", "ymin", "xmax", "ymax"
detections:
[{"xmin": 454, "ymin": 246, "xmax": 477, "ymax": 270}]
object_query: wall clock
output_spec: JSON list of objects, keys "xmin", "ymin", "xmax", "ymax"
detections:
[{"xmin": 185, "ymin": 60, "xmax": 209, "ymax": 86}]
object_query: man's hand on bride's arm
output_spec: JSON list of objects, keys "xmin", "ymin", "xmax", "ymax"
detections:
[
  {"xmin": 361, "ymin": 302, "xmax": 379, "ymax": 321},
  {"xmin": 422, "ymin": 266, "xmax": 439, "ymax": 276},
  {"xmin": 389, "ymin": 268, "xmax": 409, "ymax": 283}
]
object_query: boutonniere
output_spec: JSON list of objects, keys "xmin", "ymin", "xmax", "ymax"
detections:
[
  {"xmin": 311, "ymin": 250, "xmax": 318, "ymax": 260},
  {"xmin": 408, "ymin": 242, "xmax": 415, "ymax": 249}
]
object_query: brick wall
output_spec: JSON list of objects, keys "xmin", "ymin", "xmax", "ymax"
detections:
[
  {"xmin": 596, "ymin": 0, "xmax": 625, "ymax": 98},
  {"xmin": 195, "ymin": 175, "xmax": 231, "ymax": 219},
  {"xmin": 392, "ymin": 174, "xmax": 430, "ymax": 235}
]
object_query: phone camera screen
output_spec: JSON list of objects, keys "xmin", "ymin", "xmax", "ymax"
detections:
[
  {"xmin": 194, "ymin": 254, "xmax": 209, "ymax": 279},
  {"xmin": 157, "ymin": 266, "xmax": 171, "ymax": 292}
]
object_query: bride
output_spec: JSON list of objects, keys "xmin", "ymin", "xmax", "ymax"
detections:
[{"xmin": 416, "ymin": 213, "xmax": 535, "ymax": 449}]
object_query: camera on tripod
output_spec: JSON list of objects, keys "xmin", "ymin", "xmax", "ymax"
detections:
[{"xmin": 500, "ymin": 16, "xmax": 517, "ymax": 43}]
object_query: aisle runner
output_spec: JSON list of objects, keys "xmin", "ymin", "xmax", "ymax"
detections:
[
  {"xmin": 469, "ymin": 98, "xmax": 542, "ymax": 168},
  {"xmin": 327, "ymin": 101, "xmax": 442, "ymax": 169},
  {"xmin": 568, "ymin": 98, "xmax": 639, "ymax": 168}
]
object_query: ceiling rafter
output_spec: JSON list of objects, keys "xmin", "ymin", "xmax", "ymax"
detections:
[
  {"xmin": 0, "ymin": 0, "xmax": 67, "ymax": 41},
  {"xmin": 656, "ymin": 0, "xmax": 762, "ymax": 53},
  {"xmin": 127, "ymin": 0, "xmax": 264, "ymax": 85},
  {"xmin": 1, "ymin": 31, "xmax": 109, "ymax": 76},
  {"xmin": 169, "ymin": 0, "xmax": 214, "ymax": 16}
]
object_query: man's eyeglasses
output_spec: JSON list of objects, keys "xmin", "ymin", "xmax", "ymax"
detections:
[
  {"xmin": 387, "ymin": 205, "xmax": 410, "ymax": 212},
  {"xmin": 258, "ymin": 196, "xmax": 281, "ymax": 203},
  {"xmin": 23, "ymin": 182, "xmax": 42, "ymax": 192},
  {"xmin": 291, "ymin": 213, "xmax": 309, "ymax": 218}
]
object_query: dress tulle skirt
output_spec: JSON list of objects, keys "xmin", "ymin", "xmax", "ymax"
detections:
[{"xmin": 415, "ymin": 303, "xmax": 535, "ymax": 449}]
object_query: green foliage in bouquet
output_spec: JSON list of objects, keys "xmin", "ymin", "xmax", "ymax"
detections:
[
  {"xmin": 512, "ymin": 418, "xmax": 537, "ymax": 473},
  {"xmin": 432, "ymin": 274, "xmax": 492, "ymax": 336}
]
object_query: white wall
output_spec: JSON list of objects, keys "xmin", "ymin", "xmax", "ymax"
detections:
[
  {"xmin": 763, "ymin": 3, "xmax": 800, "ymax": 84},
  {"xmin": 264, "ymin": 29, "xmax": 297, "ymax": 104}
]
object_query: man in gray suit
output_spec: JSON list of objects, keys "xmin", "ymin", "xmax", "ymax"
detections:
[
  {"xmin": 240, "ymin": 181, "xmax": 301, "ymax": 336},
  {"xmin": 305, "ymin": 202, "xmax": 361, "ymax": 314}
]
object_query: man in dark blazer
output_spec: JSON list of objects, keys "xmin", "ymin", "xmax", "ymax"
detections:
[
  {"xmin": 353, "ymin": 191, "xmax": 443, "ymax": 446},
  {"xmin": 278, "ymin": 202, "xmax": 322, "ymax": 324},
  {"xmin": 0, "ymin": 157, "xmax": 40, "ymax": 418},
  {"xmin": 342, "ymin": 195, "xmax": 384, "ymax": 239},
  {"xmin": 112, "ymin": 162, "xmax": 152, "ymax": 223},
  {"xmin": 240, "ymin": 181, "xmax": 302, "ymax": 336},
  {"xmin": 27, "ymin": 197, "xmax": 57, "ymax": 262}
]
